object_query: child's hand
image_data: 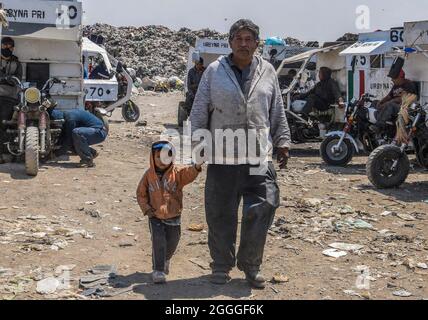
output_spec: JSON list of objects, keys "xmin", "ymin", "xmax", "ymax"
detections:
[{"xmin": 145, "ymin": 208, "xmax": 156, "ymax": 218}]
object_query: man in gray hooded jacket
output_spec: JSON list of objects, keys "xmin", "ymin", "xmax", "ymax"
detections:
[{"xmin": 190, "ymin": 19, "xmax": 291, "ymax": 289}]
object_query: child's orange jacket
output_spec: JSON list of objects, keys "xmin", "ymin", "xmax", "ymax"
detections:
[{"xmin": 136, "ymin": 146, "xmax": 200, "ymax": 220}]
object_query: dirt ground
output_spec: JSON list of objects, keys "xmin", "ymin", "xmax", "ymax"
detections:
[{"xmin": 1, "ymin": 92, "xmax": 428, "ymax": 300}]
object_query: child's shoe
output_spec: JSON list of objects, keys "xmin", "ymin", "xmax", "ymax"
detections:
[{"xmin": 152, "ymin": 271, "xmax": 166, "ymax": 284}]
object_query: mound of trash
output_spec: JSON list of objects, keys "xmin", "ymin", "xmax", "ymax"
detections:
[{"xmin": 83, "ymin": 24, "xmax": 228, "ymax": 80}]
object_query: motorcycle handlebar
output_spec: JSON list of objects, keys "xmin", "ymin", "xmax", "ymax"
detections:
[{"xmin": 0, "ymin": 76, "xmax": 23, "ymax": 89}]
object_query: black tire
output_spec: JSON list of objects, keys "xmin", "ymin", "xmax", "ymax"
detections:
[
  {"xmin": 320, "ymin": 135, "xmax": 354, "ymax": 166},
  {"xmin": 178, "ymin": 102, "xmax": 188, "ymax": 127},
  {"xmin": 25, "ymin": 126, "xmax": 39, "ymax": 177},
  {"xmin": 121, "ymin": 101, "xmax": 140, "ymax": 122},
  {"xmin": 366, "ymin": 144, "xmax": 410, "ymax": 189}
]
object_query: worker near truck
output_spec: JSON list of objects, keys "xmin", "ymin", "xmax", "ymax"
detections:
[
  {"xmin": 0, "ymin": 37, "xmax": 22, "ymax": 164},
  {"xmin": 294, "ymin": 66, "xmax": 345, "ymax": 116},
  {"xmin": 185, "ymin": 57, "xmax": 205, "ymax": 111}
]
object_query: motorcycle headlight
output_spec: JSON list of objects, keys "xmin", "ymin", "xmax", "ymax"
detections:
[{"xmin": 25, "ymin": 88, "xmax": 41, "ymax": 104}]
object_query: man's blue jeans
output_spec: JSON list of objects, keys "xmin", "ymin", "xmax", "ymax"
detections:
[{"xmin": 72, "ymin": 127, "xmax": 107, "ymax": 162}]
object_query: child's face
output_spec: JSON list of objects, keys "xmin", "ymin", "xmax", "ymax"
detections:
[{"xmin": 153, "ymin": 149, "xmax": 172, "ymax": 171}]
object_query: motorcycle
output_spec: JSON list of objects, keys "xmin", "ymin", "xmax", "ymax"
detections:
[
  {"xmin": 2, "ymin": 77, "xmax": 65, "ymax": 176},
  {"xmin": 366, "ymin": 102, "xmax": 428, "ymax": 188},
  {"xmin": 320, "ymin": 93, "xmax": 396, "ymax": 166},
  {"xmin": 286, "ymin": 99, "xmax": 346, "ymax": 143}
]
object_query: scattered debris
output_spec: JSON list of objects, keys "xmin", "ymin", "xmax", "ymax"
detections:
[
  {"xmin": 329, "ymin": 243, "xmax": 364, "ymax": 252},
  {"xmin": 323, "ymin": 249, "xmax": 347, "ymax": 258},
  {"xmin": 393, "ymin": 290, "xmax": 413, "ymax": 297},
  {"xmin": 271, "ymin": 274, "xmax": 289, "ymax": 284},
  {"xmin": 188, "ymin": 224, "xmax": 204, "ymax": 232},
  {"xmin": 36, "ymin": 277, "xmax": 60, "ymax": 295}
]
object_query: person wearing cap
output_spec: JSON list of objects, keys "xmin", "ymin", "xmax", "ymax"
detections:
[
  {"xmin": 185, "ymin": 57, "xmax": 205, "ymax": 111},
  {"xmin": 0, "ymin": 37, "xmax": 22, "ymax": 164},
  {"xmin": 190, "ymin": 19, "xmax": 291, "ymax": 289},
  {"xmin": 136, "ymin": 141, "xmax": 202, "ymax": 284},
  {"xmin": 376, "ymin": 69, "xmax": 418, "ymax": 131}
]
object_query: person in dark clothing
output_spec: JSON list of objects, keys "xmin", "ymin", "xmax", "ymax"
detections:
[
  {"xmin": 89, "ymin": 59, "xmax": 110, "ymax": 80},
  {"xmin": 60, "ymin": 109, "xmax": 108, "ymax": 167},
  {"xmin": 296, "ymin": 67, "xmax": 344, "ymax": 115},
  {"xmin": 185, "ymin": 58, "xmax": 205, "ymax": 111},
  {"xmin": 190, "ymin": 19, "xmax": 291, "ymax": 289},
  {"xmin": 376, "ymin": 70, "xmax": 418, "ymax": 131},
  {"xmin": 0, "ymin": 37, "xmax": 22, "ymax": 164}
]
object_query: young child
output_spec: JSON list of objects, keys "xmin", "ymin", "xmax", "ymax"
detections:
[{"xmin": 136, "ymin": 141, "xmax": 202, "ymax": 284}]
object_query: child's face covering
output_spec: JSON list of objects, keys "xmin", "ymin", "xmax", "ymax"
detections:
[{"xmin": 154, "ymin": 150, "xmax": 172, "ymax": 171}]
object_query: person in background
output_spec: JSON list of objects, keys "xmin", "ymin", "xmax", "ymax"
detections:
[
  {"xmin": 295, "ymin": 67, "xmax": 345, "ymax": 116},
  {"xmin": 0, "ymin": 37, "xmax": 22, "ymax": 164},
  {"xmin": 185, "ymin": 57, "xmax": 205, "ymax": 111},
  {"xmin": 375, "ymin": 69, "xmax": 418, "ymax": 132}
]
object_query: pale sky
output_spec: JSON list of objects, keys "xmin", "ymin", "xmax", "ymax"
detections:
[{"xmin": 82, "ymin": 0, "xmax": 428, "ymax": 42}]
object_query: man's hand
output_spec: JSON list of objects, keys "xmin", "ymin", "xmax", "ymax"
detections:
[{"xmin": 277, "ymin": 147, "xmax": 290, "ymax": 170}]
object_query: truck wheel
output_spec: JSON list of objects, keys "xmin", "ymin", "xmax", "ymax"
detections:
[
  {"xmin": 366, "ymin": 144, "xmax": 410, "ymax": 189},
  {"xmin": 178, "ymin": 102, "xmax": 188, "ymax": 127},
  {"xmin": 122, "ymin": 101, "xmax": 140, "ymax": 122},
  {"xmin": 320, "ymin": 135, "xmax": 354, "ymax": 166},
  {"xmin": 25, "ymin": 126, "xmax": 40, "ymax": 177}
]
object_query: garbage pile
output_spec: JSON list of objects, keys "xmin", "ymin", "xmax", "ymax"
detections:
[{"xmin": 83, "ymin": 24, "xmax": 228, "ymax": 80}]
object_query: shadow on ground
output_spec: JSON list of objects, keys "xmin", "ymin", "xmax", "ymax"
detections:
[{"xmin": 109, "ymin": 272, "xmax": 253, "ymax": 300}]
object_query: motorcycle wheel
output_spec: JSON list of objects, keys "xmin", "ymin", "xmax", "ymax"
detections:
[
  {"xmin": 121, "ymin": 101, "xmax": 140, "ymax": 123},
  {"xmin": 366, "ymin": 144, "xmax": 410, "ymax": 189},
  {"xmin": 320, "ymin": 135, "xmax": 354, "ymax": 166},
  {"xmin": 25, "ymin": 126, "xmax": 39, "ymax": 177},
  {"xmin": 178, "ymin": 102, "xmax": 188, "ymax": 127}
]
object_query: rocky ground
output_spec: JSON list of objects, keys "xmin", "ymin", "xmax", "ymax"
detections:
[{"xmin": 1, "ymin": 92, "xmax": 427, "ymax": 300}]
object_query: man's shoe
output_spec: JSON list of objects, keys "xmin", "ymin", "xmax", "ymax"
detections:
[
  {"xmin": 152, "ymin": 271, "xmax": 166, "ymax": 284},
  {"xmin": 209, "ymin": 272, "xmax": 231, "ymax": 285},
  {"xmin": 90, "ymin": 148, "xmax": 99, "ymax": 159},
  {"xmin": 245, "ymin": 271, "xmax": 266, "ymax": 289}
]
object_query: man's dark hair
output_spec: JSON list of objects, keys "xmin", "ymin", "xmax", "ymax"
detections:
[
  {"xmin": 198, "ymin": 57, "xmax": 204, "ymax": 65},
  {"xmin": 1, "ymin": 37, "xmax": 15, "ymax": 47},
  {"xmin": 229, "ymin": 19, "xmax": 260, "ymax": 42}
]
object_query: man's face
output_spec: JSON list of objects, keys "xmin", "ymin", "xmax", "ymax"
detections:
[
  {"xmin": 196, "ymin": 62, "xmax": 204, "ymax": 71},
  {"xmin": 1, "ymin": 43, "xmax": 14, "ymax": 57},
  {"xmin": 319, "ymin": 71, "xmax": 324, "ymax": 81},
  {"xmin": 230, "ymin": 29, "xmax": 258, "ymax": 61}
]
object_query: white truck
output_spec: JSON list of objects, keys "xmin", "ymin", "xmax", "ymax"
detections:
[
  {"xmin": 0, "ymin": 0, "xmax": 83, "ymax": 175},
  {"xmin": 82, "ymin": 36, "xmax": 140, "ymax": 122},
  {"xmin": 339, "ymin": 28, "xmax": 405, "ymax": 102}
]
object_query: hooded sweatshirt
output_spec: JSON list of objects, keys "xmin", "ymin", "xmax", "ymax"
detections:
[{"xmin": 136, "ymin": 142, "xmax": 201, "ymax": 220}]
